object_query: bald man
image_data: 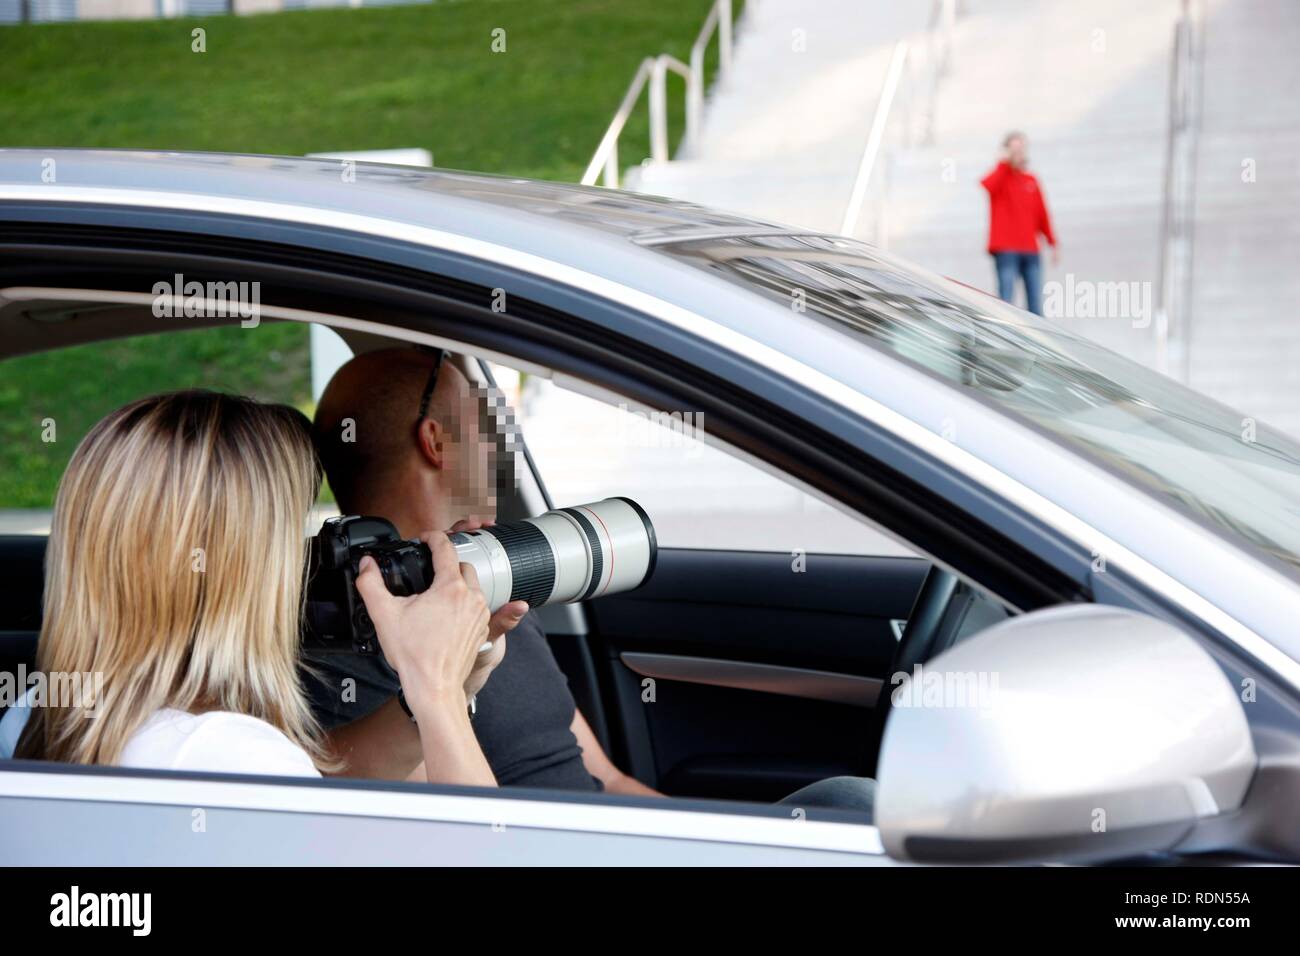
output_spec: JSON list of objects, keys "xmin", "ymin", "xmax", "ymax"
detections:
[{"xmin": 304, "ymin": 347, "xmax": 660, "ymax": 795}]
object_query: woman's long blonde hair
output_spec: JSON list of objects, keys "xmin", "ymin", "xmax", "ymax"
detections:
[{"xmin": 16, "ymin": 390, "xmax": 331, "ymax": 768}]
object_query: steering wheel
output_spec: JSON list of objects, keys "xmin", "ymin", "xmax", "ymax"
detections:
[{"xmin": 863, "ymin": 565, "xmax": 961, "ymax": 777}]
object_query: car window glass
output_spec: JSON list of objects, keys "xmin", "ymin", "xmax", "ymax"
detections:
[
  {"xmin": 489, "ymin": 363, "xmax": 915, "ymax": 556},
  {"xmin": 0, "ymin": 322, "xmax": 312, "ymax": 532},
  {"xmin": 651, "ymin": 233, "xmax": 1300, "ymax": 576}
]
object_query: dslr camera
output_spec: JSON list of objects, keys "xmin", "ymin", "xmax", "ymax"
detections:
[{"xmin": 303, "ymin": 497, "xmax": 656, "ymax": 653}]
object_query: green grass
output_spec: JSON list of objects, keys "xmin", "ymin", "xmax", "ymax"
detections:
[
  {"xmin": 0, "ymin": 0, "xmax": 711, "ymax": 181},
  {"xmin": 0, "ymin": 324, "xmax": 312, "ymax": 507},
  {"xmin": 0, "ymin": 0, "xmax": 717, "ymax": 506}
]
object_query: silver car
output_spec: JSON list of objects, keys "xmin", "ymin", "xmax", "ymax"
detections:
[{"xmin": 1, "ymin": 150, "xmax": 1297, "ymax": 865}]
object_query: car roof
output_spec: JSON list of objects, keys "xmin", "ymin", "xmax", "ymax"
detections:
[
  {"xmin": 0, "ymin": 149, "xmax": 1017, "ymax": 377},
  {"xmin": 0, "ymin": 148, "xmax": 968, "ymax": 432},
  {"xmin": 0, "ymin": 148, "xmax": 852, "ymax": 360},
  {"xmin": 0, "ymin": 147, "xmax": 791, "ymax": 247}
]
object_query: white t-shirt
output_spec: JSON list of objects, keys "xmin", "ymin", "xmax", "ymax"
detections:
[
  {"xmin": 0, "ymin": 696, "xmax": 319, "ymax": 778},
  {"xmin": 119, "ymin": 709, "xmax": 321, "ymax": 777}
]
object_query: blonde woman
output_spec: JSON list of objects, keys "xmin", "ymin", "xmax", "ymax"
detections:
[{"xmin": 11, "ymin": 391, "xmax": 498, "ymax": 786}]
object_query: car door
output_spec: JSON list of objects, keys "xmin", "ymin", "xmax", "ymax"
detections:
[
  {"xmin": 0, "ymin": 324, "xmax": 892, "ymax": 865},
  {"xmin": 1, "ymin": 177, "xmax": 1225, "ymax": 862},
  {"xmin": 0, "ymin": 761, "xmax": 890, "ymax": 864},
  {"xmin": 500, "ymin": 368, "xmax": 932, "ymax": 803}
]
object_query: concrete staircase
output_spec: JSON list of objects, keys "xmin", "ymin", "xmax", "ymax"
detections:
[
  {"xmin": 631, "ymin": 0, "xmax": 934, "ymax": 231},
  {"xmin": 641, "ymin": 0, "xmax": 1187, "ymax": 364},
  {"xmin": 634, "ymin": 0, "xmax": 1300, "ymax": 436},
  {"xmin": 883, "ymin": 0, "xmax": 1184, "ymax": 369},
  {"xmin": 1185, "ymin": 0, "xmax": 1300, "ymax": 437}
]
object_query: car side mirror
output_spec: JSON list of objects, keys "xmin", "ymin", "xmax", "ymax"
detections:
[{"xmin": 875, "ymin": 604, "xmax": 1257, "ymax": 864}]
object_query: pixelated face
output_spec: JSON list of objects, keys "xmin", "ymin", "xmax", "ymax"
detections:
[{"xmin": 437, "ymin": 367, "xmax": 521, "ymax": 521}]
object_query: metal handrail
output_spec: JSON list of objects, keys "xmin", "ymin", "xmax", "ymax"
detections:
[
  {"xmin": 581, "ymin": 0, "xmax": 734, "ymax": 187},
  {"xmin": 839, "ymin": 0, "xmax": 959, "ymax": 240},
  {"xmin": 840, "ymin": 41, "xmax": 910, "ymax": 237},
  {"xmin": 651, "ymin": 55, "xmax": 694, "ymax": 162},
  {"xmin": 581, "ymin": 57, "xmax": 655, "ymax": 188},
  {"xmin": 688, "ymin": 0, "xmax": 732, "ymax": 144},
  {"xmin": 1154, "ymin": 0, "xmax": 1200, "ymax": 379}
]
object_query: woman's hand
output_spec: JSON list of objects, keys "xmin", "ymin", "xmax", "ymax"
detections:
[
  {"xmin": 354, "ymin": 532, "xmax": 498, "ymax": 787},
  {"xmin": 355, "ymin": 531, "xmax": 489, "ymax": 712},
  {"xmin": 446, "ymin": 517, "xmax": 530, "ymax": 699}
]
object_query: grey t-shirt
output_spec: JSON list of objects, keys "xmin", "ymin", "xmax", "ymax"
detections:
[{"xmin": 303, "ymin": 611, "xmax": 601, "ymax": 792}]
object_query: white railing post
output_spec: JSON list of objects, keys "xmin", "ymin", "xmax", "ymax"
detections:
[
  {"xmin": 1154, "ymin": 2, "xmax": 1201, "ymax": 381},
  {"xmin": 653, "ymin": 55, "xmax": 692, "ymax": 163},
  {"xmin": 604, "ymin": 142, "xmax": 619, "ymax": 188},
  {"xmin": 688, "ymin": 51, "xmax": 705, "ymax": 144},
  {"xmin": 650, "ymin": 57, "xmax": 670, "ymax": 162},
  {"xmin": 719, "ymin": 0, "xmax": 734, "ymax": 75},
  {"xmin": 901, "ymin": 58, "xmax": 914, "ymax": 148},
  {"xmin": 687, "ymin": 0, "xmax": 723, "ymax": 148},
  {"xmin": 686, "ymin": 76, "xmax": 703, "ymax": 144},
  {"xmin": 941, "ymin": 0, "xmax": 956, "ymax": 74}
]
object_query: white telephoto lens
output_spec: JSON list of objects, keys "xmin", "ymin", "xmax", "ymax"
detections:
[{"xmin": 449, "ymin": 498, "xmax": 656, "ymax": 612}]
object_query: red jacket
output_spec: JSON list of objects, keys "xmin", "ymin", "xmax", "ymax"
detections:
[{"xmin": 980, "ymin": 161, "xmax": 1056, "ymax": 254}]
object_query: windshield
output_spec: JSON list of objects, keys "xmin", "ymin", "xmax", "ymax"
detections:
[{"xmin": 649, "ymin": 232, "xmax": 1300, "ymax": 576}]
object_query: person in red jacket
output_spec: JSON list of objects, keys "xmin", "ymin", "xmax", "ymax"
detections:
[{"xmin": 980, "ymin": 131, "xmax": 1058, "ymax": 315}]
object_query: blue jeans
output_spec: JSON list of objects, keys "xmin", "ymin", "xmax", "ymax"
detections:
[{"xmin": 993, "ymin": 251, "xmax": 1042, "ymax": 315}]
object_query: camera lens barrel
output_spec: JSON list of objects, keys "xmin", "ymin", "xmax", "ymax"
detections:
[{"xmin": 449, "ymin": 497, "xmax": 656, "ymax": 612}]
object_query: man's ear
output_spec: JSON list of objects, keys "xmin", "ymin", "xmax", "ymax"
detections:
[{"xmin": 416, "ymin": 417, "xmax": 445, "ymax": 469}]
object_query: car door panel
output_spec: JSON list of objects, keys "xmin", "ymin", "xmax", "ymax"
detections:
[
  {"xmin": 0, "ymin": 767, "xmax": 888, "ymax": 865},
  {"xmin": 584, "ymin": 548, "xmax": 928, "ymax": 802}
]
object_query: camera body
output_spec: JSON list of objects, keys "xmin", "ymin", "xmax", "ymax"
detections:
[
  {"xmin": 302, "ymin": 498, "xmax": 657, "ymax": 654},
  {"xmin": 304, "ymin": 515, "xmax": 430, "ymax": 654}
]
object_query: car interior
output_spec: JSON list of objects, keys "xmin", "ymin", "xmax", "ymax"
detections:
[{"xmin": 0, "ymin": 288, "xmax": 1021, "ymax": 814}]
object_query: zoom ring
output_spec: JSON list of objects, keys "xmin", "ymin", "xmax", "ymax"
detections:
[{"xmin": 487, "ymin": 520, "xmax": 557, "ymax": 608}]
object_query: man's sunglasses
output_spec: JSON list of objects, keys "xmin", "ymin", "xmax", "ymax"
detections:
[{"xmin": 416, "ymin": 348, "xmax": 449, "ymax": 422}]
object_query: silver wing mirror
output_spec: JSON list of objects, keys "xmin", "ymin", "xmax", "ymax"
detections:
[{"xmin": 875, "ymin": 604, "xmax": 1257, "ymax": 864}]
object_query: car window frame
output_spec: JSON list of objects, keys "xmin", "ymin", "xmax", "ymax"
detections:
[
  {"xmin": 0, "ymin": 759, "xmax": 888, "ymax": 862},
  {"xmin": 4, "ymin": 231, "xmax": 1300, "ymax": 865},
  {"xmin": 3, "ymin": 207, "xmax": 1298, "ymax": 695}
]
